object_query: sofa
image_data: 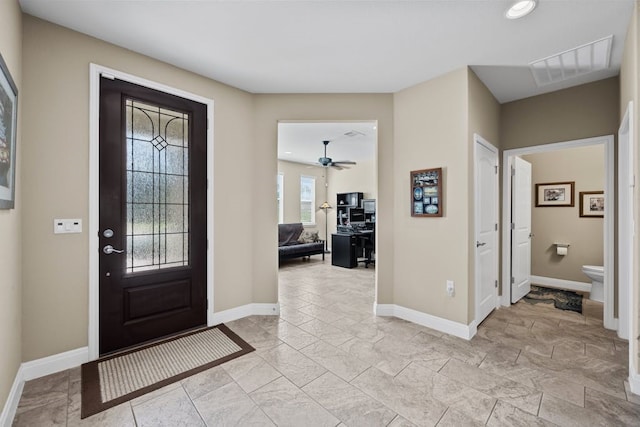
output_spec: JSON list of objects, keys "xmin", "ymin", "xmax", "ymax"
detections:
[{"xmin": 278, "ymin": 223, "xmax": 325, "ymax": 261}]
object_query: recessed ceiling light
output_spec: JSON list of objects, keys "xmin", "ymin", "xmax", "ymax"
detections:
[{"xmin": 505, "ymin": 0, "xmax": 537, "ymax": 20}]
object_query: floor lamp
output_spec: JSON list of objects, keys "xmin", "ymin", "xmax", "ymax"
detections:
[{"xmin": 319, "ymin": 202, "xmax": 332, "ymax": 253}]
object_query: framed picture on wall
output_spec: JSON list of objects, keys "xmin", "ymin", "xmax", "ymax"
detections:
[
  {"xmin": 411, "ymin": 167, "xmax": 443, "ymax": 217},
  {"xmin": 579, "ymin": 191, "xmax": 604, "ymax": 218},
  {"xmin": 535, "ymin": 181, "xmax": 575, "ymax": 207},
  {"xmin": 0, "ymin": 52, "xmax": 18, "ymax": 209}
]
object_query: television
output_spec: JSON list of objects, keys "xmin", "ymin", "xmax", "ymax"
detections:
[{"xmin": 348, "ymin": 207, "xmax": 365, "ymax": 225}]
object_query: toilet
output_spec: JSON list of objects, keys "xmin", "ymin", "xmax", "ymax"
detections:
[{"xmin": 582, "ymin": 265, "xmax": 604, "ymax": 302}]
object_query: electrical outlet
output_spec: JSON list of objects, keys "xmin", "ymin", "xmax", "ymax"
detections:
[{"xmin": 446, "ymin": 280, "xmax": 455, "ymax": 297}]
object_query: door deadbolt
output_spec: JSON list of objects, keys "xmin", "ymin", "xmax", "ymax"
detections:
[{"xmin": 103, "ymin": 229, "xmax": 114, "ymax": 238}]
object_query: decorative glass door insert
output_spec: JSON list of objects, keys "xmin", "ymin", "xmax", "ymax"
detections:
[{"xmin": 125, "ymin": 99, "xmax": 190, "ymax": 273}]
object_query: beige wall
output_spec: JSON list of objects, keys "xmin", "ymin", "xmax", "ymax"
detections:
[
  {"xmin": 501, "ymin": 77, "xmax": 620, "ymax": 151},
  {"xmin": 522, "ymin": 146, "xmax": 605, "ymax": 283},
  {"xmin": 620, "ymin": 0, "xmax": 639, "ymax": 377},
  {"xmin": 326, "ymin": 159, "xmax": 377, "ymax": 247},
  {"xmin": 277, "ymin": 159, "xmax": 326, "ymax": 233},
  {"xmin": 393, "ymin": 68, "xmax": 471, "ymax": 324},
  {"xmin": 253, "ymin": 94, "xmax": 394, "ymax": 305},
  {"xmin": 0, "ymin": 0, "xmax": 22, "ymax": 410},
  {"xmin": 21, "ymin": 16, "xmax": 255, "ymax": 361}
]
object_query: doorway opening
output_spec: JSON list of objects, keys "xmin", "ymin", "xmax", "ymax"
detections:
[
  {"xmin": 276, "ymin": 120, "xmax": 378, "ymax": 315},
  {"xmin": 501, "ymin": 135, "xmax": 615, "ymax": 331}
]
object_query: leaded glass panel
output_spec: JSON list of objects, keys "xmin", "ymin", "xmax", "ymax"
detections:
[{"xmin": 125, "ymin": 99, "xmax": 190, "ymax": 273}]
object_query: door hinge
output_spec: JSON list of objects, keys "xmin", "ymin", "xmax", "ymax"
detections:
[
  {"xmin": 494, "ymin": 165, "xmax": 499, "ymax": 174},
  {"xmin": 495, "ymin": 280, "xmax": 498, "ymax": 288},
  {"xmin": 511, "ymin": 277, "xmax": 515, "ymax": 284},
  {"xmin": 510, "ymin": 223, "xmax": 515, "ymax": 230},
  {"xmin": 207, "ymin": 239, "xmax": 209, "ymax": 250},
  {"xmin": 101, "ymin": 72, "xmax": 115, "ymax": 80},
  {"xmin": 511, "ymin": 167, "xmax": 516, "ymax": 176},
  {"xmin": 495, "ymin": 223, "xmax": 498, "ymax": 231}
]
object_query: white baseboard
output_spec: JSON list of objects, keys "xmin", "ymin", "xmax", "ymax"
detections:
[
  {"xmin": 209, "ymin": 303, "xmax": 280, "ymax": 325},
  {"xmin": 1, "ymin": 347, "xmax": 89, "ymax": 427},
  {"xmin": 375, "ymin": 303, "xmax": 477, "ymax": 340},
  {"xmin": 21, "ymin": 347, "xmax": 89, "ymax": 382},
  {"xmin": 629, "ymin": 369, "xmax": 640, "ymax": 396},
  {"xmin": 0, "ymin": 368, "xmax": 23, "ymax": 427},
  {"xmin": 531, "ymin": 275, "xmax": 592, "ymax": 293}
]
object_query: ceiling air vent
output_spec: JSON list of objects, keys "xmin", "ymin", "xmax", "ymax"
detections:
[
  {"xmin": 529, "ymin": 35, "xmax": 613, "ymax": 86},
  {"xmin": 344, "ymin": 130, "xmax": 365, "ymax": 138}
]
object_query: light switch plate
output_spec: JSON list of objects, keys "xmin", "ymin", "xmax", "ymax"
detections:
[{"xmin": 54, "ymin": 218, "xmax": 82, "ymax": 234}]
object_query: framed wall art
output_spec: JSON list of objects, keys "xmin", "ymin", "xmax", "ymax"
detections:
[
  {"xmin": 0, "ymin": 52, "xmax": 18, "ymax": 209},
  {"xmin": 411, "ymin": 167, "xmax": 442, "ymax": 217},
  {"xmin": 579, "ymin": 191, "xmax": 604, "ymax": 218},
  {"xmin": 535, "ymin": 181, "xmax": 574, "ymax": 207}
]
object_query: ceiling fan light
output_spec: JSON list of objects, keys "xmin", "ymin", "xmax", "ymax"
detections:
[{"xmin": 505, "ymin": 0, "xmax": 537, "ymax": 20}]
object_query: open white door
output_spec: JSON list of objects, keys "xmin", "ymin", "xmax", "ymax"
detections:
[
  {"xmin": 511, "ymin": 156, "xmax": 532, "ymax": 303},
  {"xmin": 475, "ymin": 136, "xmax": 499, "ymax": 324}
]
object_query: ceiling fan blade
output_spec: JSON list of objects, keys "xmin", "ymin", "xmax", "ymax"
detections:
[
  {"xmin": 330, "ymin": 164, "xmax": 344, "ymax": 170},
  {"xmin": 332, "ymin": 160, "xmax": 357, "ymax": 165}
]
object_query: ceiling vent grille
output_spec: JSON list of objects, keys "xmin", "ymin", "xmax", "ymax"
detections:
[
  {"xmin": 529, "ymin": 35, "xmax": 613, "ymax": 86},
  {"xmin": 344, "ymin": 130, "xmax": 365, "ymax": 138}
]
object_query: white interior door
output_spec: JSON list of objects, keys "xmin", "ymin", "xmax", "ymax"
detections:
[
  {"xmin": 475, "ymin": 136, "xmax": 499, "ymax": 324},
  {"xmin": 511, "ymin": 156, "xmax": 532, "ymax": 303}
]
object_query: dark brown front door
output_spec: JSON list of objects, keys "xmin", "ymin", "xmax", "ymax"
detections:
[{"xmin": 99, "ymin": 77, "xmax": 207, "ymax": 355}]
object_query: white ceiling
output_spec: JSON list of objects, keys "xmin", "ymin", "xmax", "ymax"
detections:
[
  {"xmin": 19, "ymin": 0, "xmax": 634, "ymax": 103},
  {"xmin": 278, "ymin": 121, "xmax": 377, "ymax": 165}
]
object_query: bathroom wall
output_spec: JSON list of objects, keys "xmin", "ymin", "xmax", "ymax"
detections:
[{"xmin": 522, "ymin": 145, "xmax": 605, "ymax": 283}]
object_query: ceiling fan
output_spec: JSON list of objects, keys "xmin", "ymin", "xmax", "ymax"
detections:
[{"xmin": 317, "ymin": 140, "xmax": 356, "ymax": 170}]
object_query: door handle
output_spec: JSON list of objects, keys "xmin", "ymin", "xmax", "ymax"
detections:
[
  {"xmin": 103, "ymin": 245, "xmax": 124, "ymax": 255},
  {"xmin": 476, "ymin": 241, "xmax": 486, "ymax": 248}
]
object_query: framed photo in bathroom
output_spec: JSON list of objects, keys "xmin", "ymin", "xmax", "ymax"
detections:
[
  {"xmin": 535, "ymin": 181, "xmax": 574, "ymax": 207},
  {"xmin": 579, "ymin": 191, "xmax": 604, "ymax": 218}
]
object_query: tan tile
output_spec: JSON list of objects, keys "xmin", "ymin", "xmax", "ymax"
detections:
[
  {"xmin": 539, "ymin": 393, "xmax": 618, "ymax": 426},
  {"xmin": 193, "ymin": 381, "xmax": 274, "ymax": 426},
  {"xmin": 439, "ymin": 359, "xmax": 542, "ymax": 415},
  {"xmin": 301, "ymin": 340, "xmax": 370, "ymax": 382},
  {"xmin": 181, "ymin": 365, "xmax": 234, "ymax": 400},
  {"xmin": 259, "ymin": 343, "xmax": 327, "ymax": 387},
  {"xmin": 436, "ymin": 407, "xmax": 485, "ymax": 426},
  {"xmin": 584, "ymin": 387, "xmax": 640, "ymax": 425},
  {"xmin": 13, "ymin": 399, "xmax": 67, "ymax": 426},
  {"xmin": 132, "ymin": 387, "xmax": 204, "ymax": 426},
  {"xmin": 221, "ymin": 352, "xmax": 282, "ymax": 393},
  {"xmin": 351, "ymin": 367, "xmax": 447, "ymax": 426},
  {"xmin": 303, "ymin": 372, "xmax": 397, "ymax": 426},
  {"xmin": 487, "ymin": 400, "xmax": 556, "ymax": 426},
  {"xmin": 249, "ymin": 376, "xmax": 339, "ymax": 427},
  {"xmin": 16, "ymin": 371, "xmax": 69, "ymax": 415}
]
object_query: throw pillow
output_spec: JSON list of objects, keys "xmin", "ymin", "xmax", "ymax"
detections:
[{"xmin": 298, "ymin": 230, "xmax": 319, "ymax": 244}]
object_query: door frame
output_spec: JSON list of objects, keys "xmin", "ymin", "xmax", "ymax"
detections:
[
  {"xmin": 501, "ymin": 135, "xmax": 615, "ymax": 330},
  {"xmin": 474, "ymin": 134, "xmax": 500, "ymax": 325},
  {"xmin": 88, "ymin": 64, "xmax": 215, "ymax": 361}
]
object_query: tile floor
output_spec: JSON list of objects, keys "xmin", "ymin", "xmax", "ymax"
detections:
[{"xmin": 13, "ymin": 256, "xmax": 640, "ymax": 426}]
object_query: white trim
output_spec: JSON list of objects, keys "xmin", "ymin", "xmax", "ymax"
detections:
[
  {"xmin": 1, "ymin": 347, "xmax": 89, "ymax": 426},
  {"xmin": 473, "ymin": 134, "xmax": 500, "ymax": 325},
  {"xmin": 530, "ymin": 275, "xmax": 592, "ymax": 293},
  {"xmin": 88, "ymin": 64, "xmax": 215, "ymax": 360},
  {"xmin": 501, "ymin": 135, "xmax": 615, "ymax": 330},
  {"xmin": 210, "ymin": 303, "xmax": 280, "ymax": 325},
  {"xmin": 374, "ymin": 304, "xmax": 477, "ymax": 340},
  {"xmin": 0, "ymin": 369, "xmax": 23, "ymax": 427},
  {"xmin": 21, "ymin": 347, "xmax": 89, "ymax": 382},
  {"xmin": 630, "ymin": 371, "xmax": 640, "ymax": 396}
]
